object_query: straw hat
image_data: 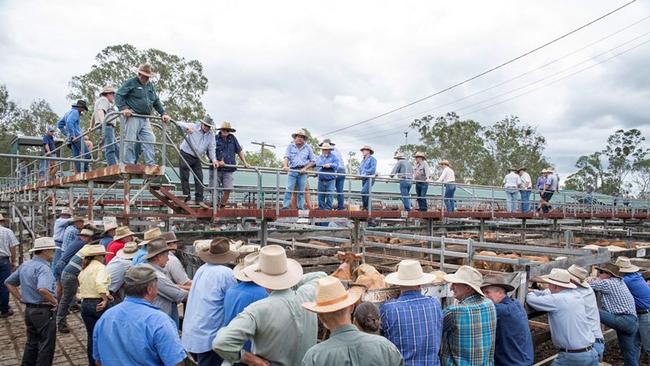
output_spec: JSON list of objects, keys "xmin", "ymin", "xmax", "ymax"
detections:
[
  {"xmin": 318, "ymin": 139, "xmax": 335, "ymax": 146},
  {"xmin": 615, "ymin": 257, "xmax": 640, "ymax": 273},
  {"xmin": 596, "ymin": 263, "xmax": 622, "ymax": 279},
  {"xmin": 292, "ymin": 129, "xmax": 307, "ymax": 139},
  {"xmin": 139, "ymin": 228, "xmax": 162, "ymax": 246},
  {"xmin": 480, "ymin": 273, "xmax": 515, "ymax": 292},
  {"xmin": 196, "ymin": 237, "xmax": 240, "ymax": 265},
  {"xmin": 137, "ymin": 63, "xmax": 154, "ymax": 77},
  {"xmin": 0, "ymin": 214, "xmax": 5, "ymax": 221},
  {"xmin": 302, "ymin": 276, "xmax": 362, "ymax": 313},
  {"xmin": 537, "ymin": 268, "xmax": 577, "ymax": 289},
  {"xmin": 360, "ymin": 145, "xmax": 374, "ymax": 155},
  {"xmin": 29, "ymin": 237, "xmax": 57, "ymax": 252},
  {"xmin": 393, "ymin": 152, "xmax": 405, "ymax": 160},
  {"xmin": 567, "ymin": 265, "xmax": 590, "ymax": 288},
  {"xmin": 444, "ymin": 265, "xmax": 485, "ymax": 296},
  {"xmin": 217, "ymin": 121, "xmax": 236, "ymax": 132},
  {"xmin": 113, "ymin": 226, "xmax": 136, "ymax": 241},
  {"xmin": 116, "ymin": 242, "xmax": 139, "ymax": 259},
  {"xmin": 79, "ymin": 229, "xmax": 94, "ymax": 237},
  {"xmin": 71, "ymin": 215, "xmax": 86, "ymax": 223},
  {"xmin": 244, "ymin": 245, "xmax": 303, "ymax": 290},
  {"xmin": 385, "ymin": 260, "xmax": 441, "ymax": 286},
  {"xmin": 200, "ymin": 115, "xmax": 215, "ymax": 128},
  {"xmin": 438, "ymin": 160, "xmax": 451, "ymax": 167},
  {"xmin": 60, "ymin": 207, "xmax": 72, "ymax": 216},
  {"xmin": 414, "ymin": 152, "xmax": 426, "ymax": 160},
  {"xmin": 541, "ymin": 168, "xmax": 551, "ymax": 174},
  {"xmin": 145, "ymin": 238, "xmax": 171, "ymax": 260},
  {"xmin": 320, "ymin": 142, "xmax": 334, "ymax": 150},
  {"xmin": 85, "ymin": 244, "xmax": 107, "ymax": 257},
  {"xmin": 234, "ymin": 252, "xmax": 260, "ymax": 282},
  {"xmin": 100, "ymin": 86, "xmax": 116, "ymax": 95}
]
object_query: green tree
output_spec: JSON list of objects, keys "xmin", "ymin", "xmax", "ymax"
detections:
[
  {"xmin": 347, "ymin": 152, "xmax": 361, "ymax": 174},
  {"xmin": 634, "ymin": 159, "xmax": 650, "ymax": 198},
  {"xmin": 299, "ymin": 128, "xmax": 321, "ymax": 155},
  {"xmin": 563, "ymin": 152, "xmax": 605, "ymax": 192},
  {"xmin": 245, "ymin": 149, "xmax": 282, "ymax": 168},
  {"xmin": 602, "ymin": 129, "xmax": 648, "ymax": 193}
]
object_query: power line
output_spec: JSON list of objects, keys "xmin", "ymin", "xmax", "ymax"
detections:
[{"xmin": 318, "ymin": 0, "xmax": 637, "ymax": 137}]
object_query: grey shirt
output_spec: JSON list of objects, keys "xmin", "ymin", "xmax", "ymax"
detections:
[
  {"xmin": 177, "ymin": 121, "xmax": 217, "ymax": 161},
  {"xmin": 0, "ymin": 225, "xmax": 18, "ymax": 257},
  {"xmin": 164, "ymin": 252, "xmax": 190, "ymax": 285},
  {"xmin": 413, "ymin": 161, "xmax": 431, "ymax": 182},
  {"xmin": 575, "ymin": 286, "xmax": 604, "ymax": 340},
  {"xmin": 148, "ymin": 263, "xmax": 188, "ymax": 316},
  {"xmin": 106, "ymin": 256, "xmax": 133, "ymax": 293},
  {"xmin": 391, "ymin": 160, "xmax": 413, "ymax": 180}
]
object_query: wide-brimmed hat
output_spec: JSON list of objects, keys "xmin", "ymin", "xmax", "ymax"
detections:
[
  {"xmin": 139, "ymin": 227, "xmax": 162, "ymax": 246},
  {"xmin": 217, "ymin": 121, "xmax": 236, "ymax": 132},
  {"xmin": 596, "ymin": 263, "xmax": 622, "ymax": 278},
  {"xmin": 196, "ymin": 237, "xmax": 240, "ymax": 265},
  {"xmin": 302, "ymin": 276, "xmax": 362, "ymax": 313},
  {"xmin": 60, "ymin": 207, "xmax": 72, "ymax": 216},
  {"xmin": 393, "ymin": 152, "xmax": 405, "ymax": 160},
  {"xmin": 517, "ymin": 167, "xmax": 527, "ymax": 172},
  {"xmin": 414, "ymin": 152, "xmax": 426, "ymax": 159},
  {"xmin": 160, "ymin": 232, "xmax": 179, "ymax": 244},
  {"xmin": 113, "ymin": 226, "xmax": 136, "ymax": 241},
  {"xmin": 102, "ymin": 217, "xmax": 118, "ymax": 234},
  {"xmin": 234, "ymin": 252, "xmax": 260, "ymax": 282},
  {"xmin": 137, "ymin": 63, "xmax": 154, "ymax": 77},
  {"xmin": 567, "ymin": 265, "xmax": 590, "ymax": 288},
  {"xmin": 385, "ymin": 260, "xmax": 442, "ymax": 286},
  {"xmin": 292, "ymin": 129, "xmax": 307, "ymax": 139},
  {"xmin": 444, "ymin": 265, "xmax": 485, "ymax": 296},
  {"xmin": 71, "ymin": 100, "xmax": 88, "ymax": 111},
  {"xmin": 320, "ymin": 142, "xmax": 334, "ymax": 150},
  {"xmin": 79, "ymin": 228, "xmax": 94, "ymax": 237},
  {"xmin": 360, "ymin": 145, "xmax": 374, "ymax": 155},
  {"xmin": 615, "ymin": 257, "xmax": 640, "ymax": 273},
  {"xmin": 71, "ymin": 215, "xmax": 86, "ymax": 223},
  {"xmin": 145, "ymin": 238, "xmax": 171, "ymax": 260},
  {"xmin": 537, "ymin": 268, "xmax": 577, "ymax": 289},
  {"xmin": 100, "ymin": 85, "xmax": 116, "ymax": 95},
  {"xmin": 0, "ymin": 214, "xmax": 5, "ymax": 221},
  {"xmin": 541, "ymin": 168, "xmax": 551, "ymax": 174},
  {"xmin": 480, "ymin": 273, "xmax": 515, "ymax": 292},
  {"xmin": 200, "ymin": 114, "xmax": 215, "ymax": 128},
  {"xmin": 438, "ymin": 159, "xmax": 451, "ymax": 167},
  {"xmin": 244, "ymin": 245, "xmax": 303, "ymax": 290},
  {"xmin": 124, "ymin": 265, "xmax": 157, "ymax": 286},
  {"xmin": 116, "ymin": 241, "xmax": 138, "ymax": 259},
  {"xmin": 29, "ymin": 237, "xmax": 57, "ymax": 252},
  {"xmin": 318, "ymin": 139, "xmax": 335, "ymax": 146},
  {"xmin": 85, "ymin": 244, "xmax": 107, "ymax": 257}
]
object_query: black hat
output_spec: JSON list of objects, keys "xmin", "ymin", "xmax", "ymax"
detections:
[
  {"xmin": 71, "ymin": 100, "xmax": 88, "ymax": 111},
  {"xmin": 319, "ymin": 139, "xmax": 335, "ymax": 147}
]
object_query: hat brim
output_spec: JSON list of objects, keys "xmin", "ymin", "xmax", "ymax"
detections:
[
  {"xmin": 198, "ymin": 249, "xmax": 240, "ymax": 265},
  {"xmin": 244, "ymin": 259, "xmax": 304, "ymax": 290},
  {"xmin": 385, "ymin": 272, "xmax": 440, "ymax": 286},
  {"xmin": 116, "ymin": 249, "xmax": 137, "ymax": 259},
  {"xmin": 568, "ymin": 274, "xmax": 590, "ymax": 288},
  {"xmin": 538, "ymin": 275, "xmax": 577, "ymax": 289},
  {"xmin": 596, "ymin": 266, "xmax": 621, "ymax": 278},
  {"xmin": 292, "ymin": 133, "xmax": 307, "ymax": 139},
  {"xmin": 201, "ymin": 121, "xmax": 215, "ymax": 128},
  {"xmin": 114, "ymin": 231, "xmax": 136, "ymax": 241},
  {"xmin": 318, "ymin": 142, "xmax": 335, "ymax": 146},
  {"xmin": 145, "ymin": 247, "xmax": 172, "ymax": 260},
  {"xmin": 71, "ymin": 104, "xmax": 89, "ymax": 111},
  {"xmin": 481, "ymin": 282, "xmax": 515, "ymax": 293},
  {"xmin": 29, "ymin": 245, "xmax": 57, "ymax": 252},
  {"xmin": 302, "ymin": 291, "xmax": 362, "ymax": 313},
  {"xmin": 360, "ymin": 148, "xmax": 374, "ymax": 154},
  {"xmin": 234, "ymin": 263, "xmax": 252, "ymax": 282},
  {"xmin": 219, "ymin": 127, "xmax": 236, "ymax": 132},
  {"xmin": 618, "ymin": 266, "xmax": 640, "ymax": 273},
  {"xmin": 443, "ymin": 273, "xmax": 485, "ymax": 296},
  {"xmin": 102, "ymin": 225, "xmax": 119, "ymax": 234},
  {"xmin": 138, "ymin": 70, "xmax": 154, "ymax": 77}
]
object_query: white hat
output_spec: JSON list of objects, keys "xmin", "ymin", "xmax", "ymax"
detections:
[
  {"xmin": 615, "ymin": 257, "xmax": 640, "ymax": 273},
  {"xmin": 302, "ymin": 276, "xmax": 362, "ymax": 313},
  {"xmin": 244, "ymin": 245, "xmax": 303, "ymax": 290},
  {"xmin": 537, "ymin": 268, "xmax": 577, "ymax": 289},
  {"xmin": 385, "ymin": 260, "xmax": 442, "ymax": 286},
  {"xmin": 29, "ymin": 237, "xmax": 57, "ymax": 252},
  {"xmin": 443, "ymin": 265, "xmax": 486, "ymax": 296},
  {"xmin": 567, "ymin": 265, "xmax": 590, "ymax": 288},
  {"xmin": 234, "ymin": 252, "xmax": 261, "ymax": 282}
]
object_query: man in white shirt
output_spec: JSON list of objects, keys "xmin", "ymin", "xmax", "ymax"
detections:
[
  {"xmin": 436, "ymin": 160, "xmax": 456, "ymax": 212},
  {"xmin": 517, "ymin": 168, "xmax": 532, "ymax": 213},
  {"xmin": 92, "ymin": 86, "xmax": 119, "ymax": 166},
  {"xmin": 503, "ymin": 168, "xmax": 522, "ymax": 213}
]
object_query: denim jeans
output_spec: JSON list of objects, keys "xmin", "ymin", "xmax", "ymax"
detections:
[
  {"xmin": 335, "ymin": 172, "xmax": 345, "ymax": 210},
  {"xmin": 81, "ymin": 299, "xmax": 106, "ymax": 366},
  {"xmin": 195, "ymin": 350, "xmax": 223, "ymax": 366},
  {"xmin": 71, "ymin": 138, "xmax": 88, "ymax": 172},
  {"xmin": 51, "ymin": 246, "xmax": 62, "ymax": 271},
  {"xmin": 444, "ymin": 184, "xmax": 456, "ymax": 212},
  {"xmin": 56, "ymin": 271, "xmax": 79, "ymax": 326},
  {"xmin": 39, "ymin": 159, "xmax": 49, "ymax": 180},
  {"xmin": 552, "ymin": 349, "xmax": 599, "ymax": 366},
  {"xmin": 600, "ymin": 310, "xmax": 641, "ymax": 366},
  {"xmin": 283, "ymin": 171, "xmax": 308, "ymax": 209},
  {"xmin": 593, "ymin": 340, "xmax": 604, "ymax": 361},
  {"xmin": 638, "ymin": 312, "xmax": 650, "ymax": 359},
  {"xmin": 520, "ymin": 190, "xmax": 531, "ymax": 212},
  {"xmin": 0, "ymin": 257, "xmax": 11, "ymax": 313},
  {"xmin": 318, "ymin": 179, "xmax": 335, "ymax": 210},
  {"xmin": 505, "ymin": 188, "xmax": 520, "ymax": 213},
  {"xmin": 102, "ymin": 124, "xmax": 119, "ymax": 166},
  {"xmin": 361, "ymin": 178, "xmax": 374, "ymax": 210},
  {"xmin": 415, "ymin": 182, "xmax": 428, "ymax": 211},
  {"xmin": 123, "ymin": 116, "xmax": 156, "ymax": 165},
  {"xmin": 541, "ymin": 191, "xmax": 554, "ymax": 213},
  {"xmin": 399, "ymin": 180, "xmax": 412, "ymax": 211}
]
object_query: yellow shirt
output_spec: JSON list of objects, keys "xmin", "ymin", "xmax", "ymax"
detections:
[{"xmin": 78, "ymin": 259, "xmax": 111, "ymax": 299}]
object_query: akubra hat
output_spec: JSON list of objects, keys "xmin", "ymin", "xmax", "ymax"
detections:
[
  {"xmin": 360, "ymin": 145, "xmax": 374, "ymax": 155},
  {"xmin": 414, "ymin": 152, "xmax": 426, "ymax": 160},
  {"xmin": 124, "ymin": 265, "xmax": 157, "ymax": 286},
  {"xmin": 71, "ymin": 215, "xmax": 86, "ymax": 223},
  {"xmin": 302, "ymin": 276, "xmax": 362, "ymax": 314},
  {"xmin": 615, "ymin": 256, "xmax": 640, "ymax": 273},
  {"xmin": 0, "ymin": 214, "xmax": 5, "ymax": 221},
  {"xmin": 196, "ymin": 237, "xmax": 240, "ymax": 265},
  {"xmin": 480, "ymin": 273, "xmax": 515, "ymax": 292},
  {"xmin": 438, "ymin": 159, "xmax": 451, "ymax": 167},
  {"xmin": 113, "ymin": 226, "xmax": 136, "ymax": 241},
  {"xmin": 59, "ymin": 207, "xmax": 72, "ymax": 216},
  {"xmin": 536, "ymin": 268, "xmax": 576, "ymax": 289},
  {"xmin": 244, "ymin": 245, "xmax": 303, "ymax": 290},
  {"xmin": 160, "ymin": 232, "xmax": 180, "ymax": 244},
  {"xmin": 29, "ymin": 237, "xmax": 57, "ymax": 253},
  {"xmin": 218, "ymin": 121, "xmax": 236, "ymax": 132},
  {"xmin": 393, "ymin": 152, "xmax": 405, "ymax": 160},
  {"xmin": 318, "ymin": 139, "xmax": 335, "ymax": 146},
  {"xmin": 116, "ymin": 241, "xmax": 139, "ymax": 259},
  {"xmin": 137, "ymin": 63, "xmax": 154, "ymax": 77},
  {"xmin": 102, "ymin": 216, "xmax": 118, "ymax": 234},
  {"xmin": 200, "ymin": 114, "xmax": 215, "ymax": 128},
  {"xmin": 320, "ymin": 142, "xmax": 334, "ymax": 150},
  {"xmin": 71, "ymin": 100, "xmax": 89, "ymax": 111},
  {"xmin": 567, "ymin": 264, "xmax": 590, "ymax": 288},
  {"xmin": 79, "ymin": 228, "xmax": 94, "ymax": 237},
  {"xmin": 84, "ymin": 244, "xmax": 107, "ymax": 257},
  {"xmin": 139, "ymin": 227, "xmax": 162, "ymax": 246},
  {"xmin": 292, "ymin": 129, "xmax": 307, "ymax": 139},
  {"xmin": 233, "ymin": 252, "xmax": 260, "ymax": 282},
  {"xmin": 145, "ymin": 238, "xmax": 172, "ymax": 260},
  {"xmin": 100, "ymin": 86, "xmax": 116, "ymax": 95},
  {"xmin": 596, "ymin": 263, "xmax": 622, "ymax": 279},
  {"xmin": 385, "ymin": 260, "xmax": 442, "ymax": 286},
  {"xmin": 444, "ymin": 265, "xmax": 486, "ymax": 296}
]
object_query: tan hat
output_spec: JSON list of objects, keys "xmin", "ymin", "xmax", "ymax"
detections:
[
  {"xmin": 244, "ymin": 245, "xmax": 303, "ymax": 290},
  {"xmin": 480, "ymin": 273, "xmax": 515, "ymax": 292},
  {"xmin": 0, "ymin": 214, "xmax": 5, "ymax": 221},
  {"xmin": 385, "ymin": 260, "xmax": 441, "ymax": 286},
  {"xmin": 145, "ymin": 238, "xmax": 171, "ymax": 260},
  {"xmin": 537, "ymin": 268, "xmax": 577, "ymax": 289},
  {"xmin": 102, "ymin": 217, "xmax": 119, "ymax": 234},
  {"xmin": 615, "ymin": 257, "xmax": 640, "ymax": 273},
  {"xmin": 302, "ymin": 276, "xmax": 362, "ymax": 313},
  {"xmin": 124, "ymin": 265, "xmax": 157, "ymax": 286},
  {"xmin": 139, "ymin": 227, "xmax": 162, "ymax": 246},
  {"xmin": 318, "ymin": 139, "xmax": 335, "ymax": 146},
  {"xmin": 234, "ymin": 252, "xmax": 260, "ymax": 282},
  {"xmin": 360, "ymin": 145, "xmax": 374, "ymax": 155},
  {"xmin": 414, "ymin": 152, "xmax": 426, "ymax": 159},
  {"xmin": 113, "ymin": 226, "xmax": 135, "ymax": 241},
  {"xmin": 567, "ymin": 265, "xmax": 590, "ymax": 288},
  {"xmin": 596, "ymin": 263, "xmax": 622, "ymax": 279},
  {"xmin": 79, "ymin": 229, "xmax": 94, "ymax": 237},
  {"xmin": 320, "ymin": 142, "xmax": 334, "ymax": 150},
  {"xmin": 29, "ymin": 237, "xmax": 57, "ymax": 252},
  {"xmin": 444, "ymin": 265, "xmax": 485, "ymax": 296},
  {"xmin": 439, "ymin": 160, "xmax": 451, "ymax": 167},
  {"xmin": 541, "ymin": 168, "xmax": 551, "ymax": 174},
  {"xmin": 60, "ymin": 207, "xmax": 72, "ymax": 216},
  {"xmin": 100, "ymin": 86, "xmax": 116, "ymax": 95},
  {"xmin": 393, "ymin": 152, "xmax": 405, "ymax": 160},
  {"xmin": 116, "ymin": 241, "xmax": 139, "ymax": 259},
  {"xmin": 137, "ymin": 63, "xmax": 154, "ymax": 77},
  {"xmin": 85, "ymin": 244, "xmax": 107, "ymax": 257},
  {"xmin": 292, "ymin": 129, "xmax": 308, "ymax": 139},
  {"xmin": 71, "ymin": 215, "xmax": 86, "ymax": 223},
  {"xmin": 218, "ymin": 121, "xmax": 236, "ymax": 132},
  {"xmin": 196, "ymin": 237, "xmax": 240, "ymax": 265},
  {"xmin": 160, "ymin": 232, "xmax": 179, "ymax": 244}
]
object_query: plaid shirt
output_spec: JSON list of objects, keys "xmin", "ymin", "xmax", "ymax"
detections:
[
  {"xmin": 442, "ymin": 294, "xmax": 497, "ymax": 366},
  {"xmin": 61, "ymin": 225, "xmax": 79, "ymax": 252},
  {"xmin": 590, "ymin": 277, "xmax": 637, "ymax": 316},
  {"xmin": 380, "ymin": 290, "xmax": 443, "ymax": 366}
]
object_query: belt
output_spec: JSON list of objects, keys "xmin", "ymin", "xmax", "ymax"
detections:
[
  {"xmin": 594, "ymin": 338, "xmax": 604, "ymax": 344},
  {"xmin": 25, "ymin": 303, "xmax": 54, "ymax": 309},
  {"xmin": 558, "ymin": 345, "xmax": 593, "ymax": 353},
  {"xmin": 82, "ymin": 298, "xmax": 102, "ymax": 301},
  {"xmin": 637, "ymin": 309, "xmax": 650, "ymax": 315},
  {"xmin": 290, "ymin": 165, "xmax": 305, "ymax": 169}
]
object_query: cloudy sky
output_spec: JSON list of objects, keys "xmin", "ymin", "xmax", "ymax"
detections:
[{"xmin": 1, "ymin": 0, "xmax": 649, "ymax": 178}]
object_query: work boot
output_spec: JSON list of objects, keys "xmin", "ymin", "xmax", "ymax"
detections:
[
  {"xmin": 58, "ymin": 322, "xmax": 70, "ymax": 334},
  {"xmin": 0, "ymin": 309, "xmax": 14, "ymax": 318},
  {"xmin": 198, "ymin": 201, "xmax": 211, "ymax": 209}
]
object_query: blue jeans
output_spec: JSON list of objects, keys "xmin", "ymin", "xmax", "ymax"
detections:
[
  {"xmin": 123, "ymin": 116, "xmax": 156, "ymax": 165},
  {"xmin": 552, "ymin": 349, "xmax": 599, "ymax": 366},
  {"xmin": 39, "ymin": 159, "xmax": 49, "ymax": 179},
  {"xmin": 71, "ymin": 138, "xmax": 88, "ymax": 172},
  {"xmin": 505, "ymin": 188, "xmax": 520, "ymax": 212},
  {"xmin": 335, "ymin": 172, "xmax": 345, "ymax": 210},
  {"xmin": 415, "ymin": 182, "xmax": 428, "ymax": 211},
  {"xmin": 0, "ymin": 257, "xmax": 11, "ymax": 313},
  {"xmin": 638, "ymin": 312, "xmax": 650, "ymax": 359},
  {"xmin": 444, "ymin": 184, "xmax": 456, "ymax": 212},
  {"xmin": 283, "ymin": 171, "xmax": 308, "ymax": 209},
  {"xmin": 361, "ymin": 178, "xmax": 374, "ymax": 210},
  {"xmin": 520, "ymin": 190, "xmax": 531, "ymax": 212},
  {"xmin": 81, "ymin": 299, "xmax": 106, "ymax": 366},
  {"xmin": 399, "ymin": 180, "xmax": 412, "ymax": 211},
  {"xmin": 541, "ymin": 191, "xmax": 554, "ymax": 213},
  {"xmin": 593, "ymin": 340, "xmax": 604, "ymax": 361},
  {"xmin": 600, "ymin": 310, "xmax": 641, "ymax": 366},
  {"xmin": 102, "ymin": 124, "xmax": 119, "ymax": 166},
  {"xmin": 318, "ymin": 179, "xmax": 335, "ymax": 210},
  {"xmin": 51, "ymin": 246, "xmax": 62, "ymax": 271}
]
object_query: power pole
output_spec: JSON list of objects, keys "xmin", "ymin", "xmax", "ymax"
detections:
[
  {"xmin": 348, "ymin": 151, "xmax": 354, "ymax": 173},
  {"xmin": 251, "ymin": 141, "xmax": 276, "ymax": 166},
  {"xmin": 404, "ymin": 131, "xmax": 408, "ymax": 146}
]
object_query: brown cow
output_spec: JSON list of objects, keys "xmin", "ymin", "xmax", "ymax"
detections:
[
  {"xmin": 331, "ymin": 251, "xmax": 363, "ymax": 281},
  {"xmin": 353, "ymin": 263, "xmax": 386, "ymax": 290}
]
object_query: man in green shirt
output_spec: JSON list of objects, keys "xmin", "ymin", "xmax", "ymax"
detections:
[
  {"xmin": 301, "ymin": 276, "xmax": 404, "ymax": 366},
  {"xmin": 115, "ymin": 63, "xmax": 171, "ymax": 166}
]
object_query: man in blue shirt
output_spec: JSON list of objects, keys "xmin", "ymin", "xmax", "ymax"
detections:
[
  {"xmin": 93, "ymin": 265, "xmax": 186, "ymax": 366},
  {"xmin": 357, "ymin": 145, "xmax": 377, "ymax": 211},
  {"xmin": 315, "ymin": 143, "xmax": 339, "ymax": 210},
  {"xmin": 282, "ymin": 129, "xmax": 315, "ymax": 210},
  {"xmin": 210, "ymin": 121, "xmax": 250, "ymax": 207},
  {"xmin": 318, "ymin": 139, "xmax": 347, "ymax": 210},
  {"xmin": 39, "ymin": 126, "xmax": 57, "ymax": 181},
  {"xmin": 58, "ymin": 100, "xmax": 89, "ymax": 173},
  {"xmin": 5, "ymin": 237, "xmax": 59, "ymax": 366},
  {"xmin": 617, "ymin": 256, "xmax": 650, "ymax": 361},
  {"xmin": 390, "ymin": 153, "xmax": 414, "ymax": 211},
  {"xmin": 540, "ymin": 168, "xmax": 557, "ymax": 214},
  {"xmin": 481, "ymin": 274, "xmax": 534, "ymax": 366}
]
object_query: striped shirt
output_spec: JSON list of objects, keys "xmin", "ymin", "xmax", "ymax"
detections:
[
  {"xmin": 590, "ymin": 277, "xmax": 637, "ymax": 316},
  {"xmin": 0, "ymin": 225, "xmax": 19, "ymax": 258},
  {"xmin": 380, "ymin": 290, "xmax": 443, "ymax": 366},
  {"xmin": 442, "ymin": 294, "xmax": 497, "ymax": 366}
]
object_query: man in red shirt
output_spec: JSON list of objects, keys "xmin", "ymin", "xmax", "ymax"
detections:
[{"xmin": 106, "ymin": 226, "xmax": 136, "ymax": 263}]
